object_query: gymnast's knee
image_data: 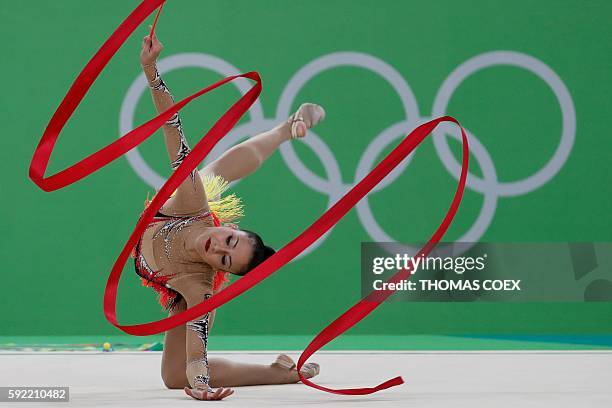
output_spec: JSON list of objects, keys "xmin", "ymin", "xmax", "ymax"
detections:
[{"xmin": 161, "ymin": 369, "xmax": 188, "ymax": 389}]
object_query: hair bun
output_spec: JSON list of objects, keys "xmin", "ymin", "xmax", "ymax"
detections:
[{"xmin": 263, "ymin": 245, "xmax": 276, "ymax": 258}]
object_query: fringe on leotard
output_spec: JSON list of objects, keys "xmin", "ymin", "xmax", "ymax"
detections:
[{"xmin": 136, "ymin": 173, "xmax": 243, "ymax": 308}]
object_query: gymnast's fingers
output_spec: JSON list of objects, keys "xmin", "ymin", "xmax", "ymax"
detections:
[
  {"xmin": 151, "ymin": 35, "xmax": 163, "ymax": 51},
  {"xmin": 183, "ymin": 387, "xmax": 203, "ymax": 400},
  {"xmin": 208, "ymin": 387, "xmax": 223, "ymax": 400},
  {"xmin": 219, "ymin": 388, "xmax": 234, "ymax": 399},
  {"xmin": 149, "ymin": 25, "xmax": 158, "ymax": 40},
  {"xmin": 148, "ymin": 25, "xmax": 161, "ymax": 45}
]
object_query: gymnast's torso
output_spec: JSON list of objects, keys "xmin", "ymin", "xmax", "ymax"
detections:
[{"xmin": 134, "ymin": 209, "xmax": 216, "ymax": 309}]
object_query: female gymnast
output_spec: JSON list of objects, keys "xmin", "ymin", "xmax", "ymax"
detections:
[{"xmin": 134, "ymin": 31, "xmax": 326, "ymax": 401}]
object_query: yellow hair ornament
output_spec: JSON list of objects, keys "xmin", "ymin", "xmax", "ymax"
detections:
[{"xmin": 144, "ymin": 172, "xmax": 244, "ymax": 223}]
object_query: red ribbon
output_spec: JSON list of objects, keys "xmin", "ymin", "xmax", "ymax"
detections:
[{"xmin": 29, "ymin": 0, "xmax": 469, "ymax": 395}]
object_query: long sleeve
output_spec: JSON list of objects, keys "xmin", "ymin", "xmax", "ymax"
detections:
[
  {"xmin": 142, "ymin": 63, "xmax": 194, "ymax": 171},
  {"xmin": 142, "ymin": 63, "xmax": 210, "ymax": 216},
  {"xmin": 185, "ymin": 293, "xmax": 213, "ymax": 390},
  {"xmin": 171, "ymin": 274, "xmax": 215, "ymax": 390}
]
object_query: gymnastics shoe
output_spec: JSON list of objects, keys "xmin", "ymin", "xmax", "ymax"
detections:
[
  {"xmin": 288, "ymin": 103, "xmax": 326, "ymax": 139},
  {"xmin": 273, "ymin": 353, "xmax": 321, "ymax": 380}
]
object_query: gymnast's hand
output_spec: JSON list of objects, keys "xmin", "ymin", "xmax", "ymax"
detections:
[
  {"xmin": 140, "ymin": 26, "xmax": 163, "ymax": 66},
  {"xmin": 184, "ymin": 386, "xmax": 234, "ymax": 401}
]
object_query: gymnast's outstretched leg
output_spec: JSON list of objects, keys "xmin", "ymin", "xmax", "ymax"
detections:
[{"xmin": 161, "ymin": 298, "xmax": 319, "ymax": 388}]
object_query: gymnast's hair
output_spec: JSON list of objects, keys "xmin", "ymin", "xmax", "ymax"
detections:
[{"xmin": 240, "ymin": 229, "xmax": 276, "ymax": 275}]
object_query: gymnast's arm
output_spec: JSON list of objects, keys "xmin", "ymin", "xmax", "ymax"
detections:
[
  {"xmin": 140, "ymin": 31, "xmax": 209, "ymax": 216},
  {"xmin": 200, "ymin": 121, "xmax": 293, "ymax": 183},
  {"xmin": 181, "ymin": 284, "xmax": 234, "ymax": 401}
]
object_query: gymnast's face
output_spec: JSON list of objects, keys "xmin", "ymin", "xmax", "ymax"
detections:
[{"xmin": 195, "ymin": 226, "xmax": 253, "ymax": 274}]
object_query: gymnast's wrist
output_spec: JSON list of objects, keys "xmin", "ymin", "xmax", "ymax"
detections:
[
  {"xmin": 141, "ymin": 63, "xmax": 160, "ymax": 85},
  {"xmin": 187, "ymin": 359, "xmax": 211, "ymax": 389},
  {"xmin": 140, "ymin": 61, "xmax": 157, "ymax": 69}
]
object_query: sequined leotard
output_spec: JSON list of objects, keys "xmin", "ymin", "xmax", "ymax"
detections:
[{"xmin": 132, "ymin": 209, "xmax": 215, "ymax": 310}]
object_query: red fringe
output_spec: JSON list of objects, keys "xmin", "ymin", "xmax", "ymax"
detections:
[{"xmin": 140, "ymin": 275, "xmax": 177, "ymax": 309}]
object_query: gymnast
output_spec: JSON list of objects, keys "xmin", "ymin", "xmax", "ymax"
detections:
[{"xmin": 134, "ymin": 31, "xmax": 326, "ymax": 400}]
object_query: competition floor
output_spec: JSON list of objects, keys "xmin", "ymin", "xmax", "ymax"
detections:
[{"xmin": 1, "ymin": 349, "xmax": 611, "ymax": 407}]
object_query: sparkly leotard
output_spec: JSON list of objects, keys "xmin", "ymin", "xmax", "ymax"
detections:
[{"xmin": 132, "ymin": 210, "xmax": 214, "ymax": 310}]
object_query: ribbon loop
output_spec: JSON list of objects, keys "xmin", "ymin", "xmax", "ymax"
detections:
[{"xmin": 29, "ymin": 0, "xmax": 470, "ymax": 395}]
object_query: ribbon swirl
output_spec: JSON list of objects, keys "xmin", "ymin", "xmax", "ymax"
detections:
[{"xmin": 29, "ymin": 0, "xmax": 469, "ymax": 395}]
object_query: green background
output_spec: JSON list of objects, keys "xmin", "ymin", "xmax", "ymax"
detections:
[{"xmin": 1, "ymin": 0, "xmax": 611, "ymax": 346}]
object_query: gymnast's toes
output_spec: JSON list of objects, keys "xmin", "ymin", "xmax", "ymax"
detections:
[
  {"xmin": 299, "ymin": 362, "xmax": 320, "ymax": 379},
  {"xmin": 288, "ymin": 103, "xmax": 326, "ymax": 139}
]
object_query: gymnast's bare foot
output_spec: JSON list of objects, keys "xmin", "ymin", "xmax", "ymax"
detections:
[{"xmin": 271, "ymin": 354, "xmax": 320, "ymax": 383}]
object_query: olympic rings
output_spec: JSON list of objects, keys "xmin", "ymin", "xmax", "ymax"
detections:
[{"xmin": 122, "ymin": 50, "xmax": 574, "ymax": 257}]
